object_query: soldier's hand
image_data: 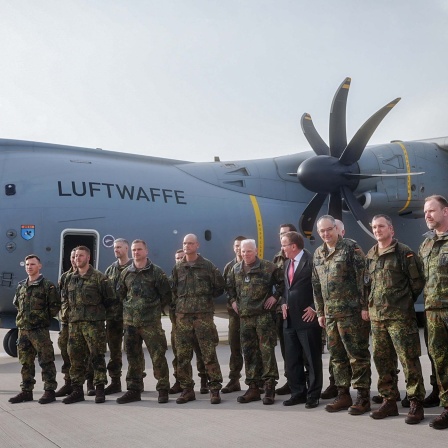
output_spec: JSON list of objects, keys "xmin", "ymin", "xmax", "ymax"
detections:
[
  {"xmin": 281, "ymin": 304, "xmax": 288, "ymax": 320},
  {"xmin": 302, "ymin": 306, "xmax": 316, "ymax": 322},
  {"xmin": 231, "ymin": 301, "xmax": 239, "ymax": 314},
  {"xmin": 318, "ymin": 316, "xmax": 326, "ymax": 328},
  {"xmin": 361, "ymin": 310, "xmax": 370, "ymax": 321},
  {"xmin": 264, "ymin": 296, "xmax": 277, "ymax": 309}
]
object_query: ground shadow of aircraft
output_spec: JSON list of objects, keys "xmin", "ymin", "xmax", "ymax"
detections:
[{"xmin": 1, "ymin": 77, "xmax": 447, "ymax": 356}]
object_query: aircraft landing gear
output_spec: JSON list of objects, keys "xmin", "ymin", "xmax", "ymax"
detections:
[{"xmin": 3, "ymin": 328, "xmax": 18, "ymax": 357}]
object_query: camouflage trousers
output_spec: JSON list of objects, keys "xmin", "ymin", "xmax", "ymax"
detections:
[
  {"xmin": 68, "ymin": 321, "xmax": 107, "ymax": 387},
  {"xmin": 106, "ymin": 318, "xmax": 123, "ymax": 379},
  {"xmin": 371, "ymin": 318, "xmax": 425, "ymax": 401},
  {"xmin": 175, "ymin": 313, "xmax": 223, "ymax": 390},
  {"xmin": 326, "ymin": 314, "xmax": 371, "ymax": 390},
  {"xmin": 240, "ymin": 313, "xmax": 279, "ymax": 386},
  {"xmin": 58, "ymin": 323, "xmax": 71, "ymax": 381},
  {"xmin": 227, "ymin": 308, "xmax": 243, "ymax": 380},
  {"xmin": 426, "ymin": 309, "xmax": 448, "ymax": 406},
  {"xmin": 170, "ymin": 310, "xmax": 206, "ymax": 380},
  {"xmin": 17, "ymin": 328, "xmax": 57, "ymax": 391},
  {"xmin": 124, "ymin": 322, "xmax": 170, "ymax": 391}
]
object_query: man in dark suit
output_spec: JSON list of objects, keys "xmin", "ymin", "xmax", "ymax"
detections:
[{"xmin": 281, "ymin": 231, "xmax": 323, "ymax": 408}]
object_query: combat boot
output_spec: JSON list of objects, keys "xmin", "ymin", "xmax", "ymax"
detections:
[
  {"xmin": 62, "ymin": 386, "xmax": 85, "ymax": 404},
  {"xmin": 405, "ymin": 399, "xmax": 424, "ymax": 424},
  {"xmin": 176, "ymin": 389, "xmax": 196, "ymax": 404},
  {"xmin": 237, "ymin": 383, "xmax": 261, "ymax": 403},
  {"xmin": 116, "ymin": 389, "xmax": 141, "ymax": 404},
  {"xmin": 8, "ymin": 390, "xmax": 33, "ymax": 403},
  {"xmin": 38, "ymin": 390, "xmax": 56, "ymax": 404},
  {"xmin": 210, "ymin": 389, "xmax": 221, "ymax": 404},
  {"xmin": 55, "ymin": 379, "xmax": 73, "ymax": 397},
  {"xmin": 86, "ymin": 379, "xmax": 95, "ymax": 396},
  {"xmin": 401, "ymin": 393, "xmax": 410, "ymax": 408},
  {"xmin": 95, "ymin": 384, "xmax": 105, "ymax": 403},
  {"xmin": 370, "ymin": 399, "xmax": 399, "ymax": 419},
  {"xmin": 221, "ymin": 379, "xmax": 241, "ymax": 394},
  {"xmin": 275, "ymin": 382, "xmax": 291, "ymax": 395},
  {"xmin": 169, "ymin": 381, "xmax": 182, "ymax": 394},
  {"xmin": 320, "ymin": 378, "xmax": 338, "ymax": 399},
  {"xmin": 158, "ymin": 390, "xmax": 169, "ymax": 404},
  {"xmin": 372, "ymin": 394, "xmax": 401, "ymax": 404},
  {"xmin": 430, "ymin": 408, "xmax": 448, "ymax": 430},
  {"xmin": 423, "ymin": 385, "xmax": 440, "ymax": 408},
  {"xmin": 325, "ymin": 387, "xmax": 352, "ymax": 413},
  {"xmin": 348, "ymin": 388, "xmax": 370, "ymax": 415},
  {"xmin": 262, "ymin": 383, "xmax": 275, "ymax": 405},
  {"xmin": 200, "ymin": 377, "xmax": 209, "ymax": 394},
  {"xmin": 104, "ymin": 377, "xmax": 122, "ymax": 395}
]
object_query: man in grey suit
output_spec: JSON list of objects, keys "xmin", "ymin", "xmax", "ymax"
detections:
[{"xmin": 281, "ymin": 231, "xmax": 323, "ymax": 408}]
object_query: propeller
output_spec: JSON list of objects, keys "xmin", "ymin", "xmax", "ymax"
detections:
[{"xmin": 297, "ymin": 77, "xmax": 402, "ymax": 238}]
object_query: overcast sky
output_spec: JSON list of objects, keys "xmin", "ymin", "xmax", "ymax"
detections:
[{"xmin": 1, "ymin": 0, "xmax": 447, "ymax": 162}]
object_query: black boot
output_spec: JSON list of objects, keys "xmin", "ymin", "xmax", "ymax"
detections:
[
  {"xmin": 55, "ymin": 379, "xmax": 73, "ymax": 397},
  {"xmin": 95, "ymin": 384, "xmax": 105, "ymax": 403},
  {"xmin": 104, "ymin": 378, "xmax": 122, "ymax": 395},
  {"xmin": 86, "ymin": 379, "xmax": 95, "ymax": 396},
  {"xmin": 62, "ymin": 386, "xmax": 85, "ymax": 404}
]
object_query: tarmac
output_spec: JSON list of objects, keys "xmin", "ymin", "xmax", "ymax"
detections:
[{"xmin": 1, "ymin": 317, "xmax": 447, "ymax": 448}]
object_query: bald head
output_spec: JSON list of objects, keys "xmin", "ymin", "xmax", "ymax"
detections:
[
  {"xmin": 183, "ymin": 233, "xmax": 199, "ymax": 260},
  {"xmin": 335, "ymin": 219, "xmax": 345, "ymax": 237}
]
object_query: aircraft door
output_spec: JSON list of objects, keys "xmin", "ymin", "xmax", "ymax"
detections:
[{"xmin": 60, "ymin": 229, "xmax": 99, "ymax": 275}]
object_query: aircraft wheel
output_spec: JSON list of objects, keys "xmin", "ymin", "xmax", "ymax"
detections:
[{"xmin": 3, "ymin": 328, "xmax": 18, "ymax": 357}]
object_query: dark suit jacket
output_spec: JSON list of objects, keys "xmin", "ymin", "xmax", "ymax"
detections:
[{"xmin": 282, "ymin": 249, "xmax": 319, "ymax": 330}]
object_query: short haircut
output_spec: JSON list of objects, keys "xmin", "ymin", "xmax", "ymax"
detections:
[
  {"xmin": 241, "ymin": 239, "xmax": 257, "ymax": 249},
  {"xmin": 372, "ymin": 214, "xmax": 393, "ymax": 226},
  {"xmin": 176, "ymin": 248, "xmax": 184, "ymax": 254},
  {"xmin": 234, "ymin": 235, "xmax": 247, "ymax": 242},
  {"xmin": 25, "ymin": 254, "xmax": 41, "ymax": 262},
  {"xmin": 75, "ymin": 245, "xmax": 90, "ymax": 256},
  {"xmin": 317, "ymin": 215, "xmax": 336, "ymax": 227},
  {"xmin": 283, "ymin": 231, "xmax": 304, "ymax": 250},
  {"xmin": 280, "ymin": 223, "xmax": 297, "ymax": 232},
  {"xmin": 425, "ymin": 195, "xmax": 448, "ymax": 208},
  {"xmin": 131, "ymin": 239, "xmax": 147, "ymax": 249},
  {"xmin": 114, "ymin": 238, "xmax": 129, "ymax": 246}
]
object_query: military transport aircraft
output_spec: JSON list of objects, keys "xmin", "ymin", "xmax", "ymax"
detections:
[{"xmin": 1, "ymin": 77, "xmax": 447, "ymax": 356}]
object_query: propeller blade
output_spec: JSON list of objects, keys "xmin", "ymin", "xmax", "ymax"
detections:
[
  {"xmin": 300, "ymin": 113, "xmax": 330, "ymax": 156},
  {"xmin": 329, "ymin": 77, "xmax": 351, "ymax": 158},
  {"xmin": 299, "ymin": 193, "xmax": 327, "ymax": 238},
  {"xmin": 339, "ymin": 98, "xmax": 401, "ymax": 166},
  {"xmin": 343, "ymin": 171, "xmax": 424, "ymax": 179},
  {"xmin": 341, "ymin": 186, "xmax": 374, "ymax": 238},
  {"xmin": 328, "ymin": 192, "xmax": 342, "ymax": 220}
]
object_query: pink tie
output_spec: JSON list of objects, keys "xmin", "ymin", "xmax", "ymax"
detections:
[{"xmin": 288, "ymin": 259, "xmax": 294, "ymax": 284}]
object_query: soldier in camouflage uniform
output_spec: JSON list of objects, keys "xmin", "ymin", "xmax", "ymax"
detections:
[
  {"xmin": 419, "ymin": 195, "xmax": 448, "ymax": 429},
  {"xmin": 103, "ymin": 238, "xmax": 133, "ymax": 395},
  {"xmin": 116, "ymin": 239, "xmax": 171, "ymax": 404},
  {"xmin": 169, "ymin": 249, "xmax": 208, "ymax": 395},
  {"xmin": 366, "ymin": 215, "xmax": 426, "ymax": 424},
  {"xmin": 227, "ymin": 239, "xmax": 284, "ymax": 405},
  {"xmin": 54, "ymin": 249, "xmax": 76, "ymax": 398},
  {"xmin": 221, "ymin": 236, "xmax": 246, "ymax": 394},
  {"xmin": 171, "ymin": 234, "xmax": 225, "ymax": 405},
  {"xmin": 312, "ymin": 215, "xmax": 371, "ymax": 415},
  {"xmin": 63, "ymin": 246, "xmax": 116, "ymax": 404},
  {"xmin": 9, "ymin": 254, "xmax": 60, "ymax": 405}
]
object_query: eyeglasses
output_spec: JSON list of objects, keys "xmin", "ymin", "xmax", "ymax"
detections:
[
  {"xmin": 318, "ymin": 226, "xmax": 336, "ymax": 234},
  {"xmin": 281, "ymin": 243, "xmax": 293, "ymax": 248}
]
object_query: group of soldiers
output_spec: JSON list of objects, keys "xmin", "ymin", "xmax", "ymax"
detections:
[{"xmin": 8, "ymin": 194, "xmax": 448, "ymax": 430}]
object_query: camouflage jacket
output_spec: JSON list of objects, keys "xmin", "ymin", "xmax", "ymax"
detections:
[
  {"xmin": 226, "ymin": 257, "xmax": 284, "ymax": 318},
  {"xmin": 118, "ymin": 259, "xmax": 171, "ymax": 326},
  {"xmin": 171, "ymin": 254, "xmax": 225, "ymax": 314},
  {"xmin": 105, "ymin": 259, "xmax": 132, "ymax": 321},
  {"xmin": 419, "ymin": 230, "xmax": 448, "ymax": 310},
  {"xmin": 365, "ymin": 239, "xmax": 425, "ymax": 320},
  {"xmin": 223, "ymin": 258, "xmax": 238, "ymax": 310},
  {"xmin": 312, "ymin": 237, "xmax": 366, "ymax": 318},
  {"xmin": 66, "ymin": 265, "xmax": 115, "ymax": 323},
  {"xmin": 14, "ymin": 275, "xmax": 60, "ymax": 330},
  {"xmin": 58, "ymin": 268, "xmax": 74, "ymax": 324}
]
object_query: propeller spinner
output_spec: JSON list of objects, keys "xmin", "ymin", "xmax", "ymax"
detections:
[{"xmin": 297, "ymin": 77, "xmax": 401, "ymax": 239}]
